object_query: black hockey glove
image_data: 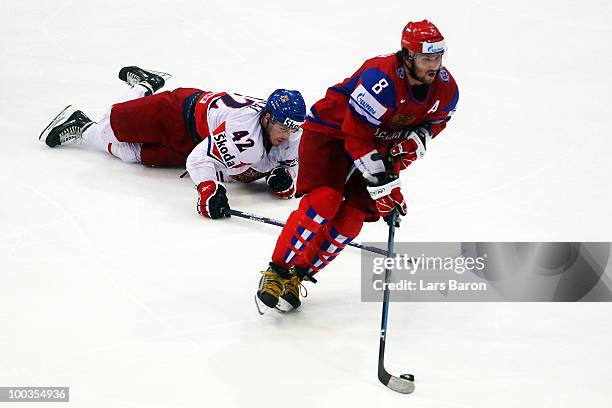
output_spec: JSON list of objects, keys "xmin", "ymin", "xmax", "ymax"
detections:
[{"xmin": 266, "ymin": 167, "xmax": 295, "ymax": 199}]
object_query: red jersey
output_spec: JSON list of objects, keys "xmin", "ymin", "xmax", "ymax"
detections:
[{"xmin": 303, "ymin": 52, "xmax": 459, "ymax": 159}]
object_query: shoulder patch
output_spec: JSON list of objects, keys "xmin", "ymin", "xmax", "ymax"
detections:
[
  {"xmin": 396, "ymin": 67, "xmax": 405, "ymax": 80},
  {"xmin": 439, "ymin": 67, "xmax": 449, "ymax": 83}
]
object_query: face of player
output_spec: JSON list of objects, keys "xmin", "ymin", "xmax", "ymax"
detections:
[
  {"xmin": 262, "ymin": 113, "xmax": 295, "ymax": 146},
  {"xmin": 409, "ymin": 52, "xmax": 443, "ymax": 85}
]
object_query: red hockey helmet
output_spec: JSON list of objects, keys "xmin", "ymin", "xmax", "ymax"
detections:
[{"xmin": 401, "ymin": 20, "xmax": 446, "ymax": 54}]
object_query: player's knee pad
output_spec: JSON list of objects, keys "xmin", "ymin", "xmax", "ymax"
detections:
[
  {"xmin": 297, "ymin": 186, "xmax": 343, "ymax": 220},
  {"xmin": 331, "ymin": 202, "xmax": 366, "ymax": 238},
  {"xmin": 295, "ymin": 203, "xmax": 365, "ymax": 275},
  {"xmin": 271, "ymin": 187, "xmax": 342, "ymax": 267}
]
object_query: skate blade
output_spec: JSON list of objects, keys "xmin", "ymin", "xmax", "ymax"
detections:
[
  {"xmin": 254, "ymin": 294, "xmax": 272, "ymax": 315},
  {"xmin": 144, "ymin": 68, "xmax": 172, "ymax": 81},
  {"xmin": 39, "ymin": 105, "xmax": 76, "ymax": 143},
  {"xmin": 275, "ymin": 298, "xmax": 296, "ymax": 313}
]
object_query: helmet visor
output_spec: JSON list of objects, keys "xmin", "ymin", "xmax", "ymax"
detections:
[
  {"xmin": 413, "ymin": 52, "xmax": 444, "ymax": 65},
  {"xmin": 269, "ymin": 117, "xmax": 303, "ymax": 142}
]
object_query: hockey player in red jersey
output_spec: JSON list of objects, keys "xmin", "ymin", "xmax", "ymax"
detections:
[
  {"xmin": 255, "ymin": 20, "xmax": 460, "ymax": 313},
  {"xmin": 39, "ymin": 67, "xmax": 306, "ymax": 218}
]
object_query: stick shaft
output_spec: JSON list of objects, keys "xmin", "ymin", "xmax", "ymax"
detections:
[
  {"xmin": 377, "ymin": 211, "xmax": 396, "ymax": 382},
  {"xmin": 224, "ymin": 208, "xmax": 390, "ymax": 256}
]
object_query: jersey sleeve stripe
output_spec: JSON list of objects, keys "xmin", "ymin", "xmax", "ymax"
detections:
[
  {"xmin": 442, "ymin": 84, "xmax": 459, "ymax": 113},
  {"xmin": 306, "ymin": 107, "xmax": 342, "ymax": 130},
  {"xmin": 330, "ymin": 75, "xmax": 360, "ymax": 97}
]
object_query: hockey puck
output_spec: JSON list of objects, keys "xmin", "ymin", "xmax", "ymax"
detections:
[{"xmin": 400, "ymin": 374, "xmax": 414, "ymax": 382}]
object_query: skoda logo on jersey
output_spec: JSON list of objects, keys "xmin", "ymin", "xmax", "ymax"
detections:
[
  {"xmin": 356, "ymin": 92, "xmax": 377, "ymax": 116},
  {"xmin": 209, "ymin": 125, "xmax": 237, "ymax": 167}
]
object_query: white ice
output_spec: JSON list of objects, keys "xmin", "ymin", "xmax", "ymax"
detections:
[{"xmin": 1, "ymin": 0, "xmax": 611, "ymax": 407}]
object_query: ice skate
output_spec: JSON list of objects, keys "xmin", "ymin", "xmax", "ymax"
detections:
[
  {"xmin": 118, "ymin": 66, "xmax": 171, "ymax": 95},
  {"xmin": 277, "ymin": 265, "xmax": 316, "ymax": 312},
  {"xmin": 277, "ymin": 274, "xmax": 304, "ymax": 311},
  {"xmin": 39, "ymin": 105, "xmax": 94, "ymax": 148},
  {"xmin": 255, "ymin": 263, "xmax": 292, "ymax": 315}
]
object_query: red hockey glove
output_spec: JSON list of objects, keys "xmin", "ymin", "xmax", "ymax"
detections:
[
  {"xmin": 196, "ymin": 180, "xmax": 230, "ymax": 219},
  {"xmin": 266, "ymin": 167, "xmax": 295, "ymax": 199},
  {"xmin": 389, "ymin": 127, "xmax": 431, "ymax": 171},
  {"xmin": 389, "ymin": 138, "xmax": 418, "ymax": 171},
  {"xmin": 366, "ymin": 174, "xmax": 407, "ymax": 220}
]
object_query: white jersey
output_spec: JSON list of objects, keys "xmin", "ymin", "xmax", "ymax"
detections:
[{"xmin": 186, "ymin": 93, "xmax": 300, "ymax": 185}]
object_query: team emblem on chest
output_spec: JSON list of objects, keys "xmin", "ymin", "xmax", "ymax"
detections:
[{"xmin": 389, "ymin": 113, "xmax": 415, "ymax": 130}]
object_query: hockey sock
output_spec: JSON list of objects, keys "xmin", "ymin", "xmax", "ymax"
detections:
[
  {"xmin": 107, "ymin": 142, "xmax": 142, "ymax": 163},
  {"xmin": 294, "ymin": 202, "xmax": 365, "ymax": 275},
  {"xmin": 115, "ymin": 84, "xmax": 149, "ymax": 104},
  {"xmin": 82, "ymin": 114, "xmax": 142, "ymax": 163},
  {"xmin": 271, "ymin": 187, "xmax": 343, "ymax": 269}
]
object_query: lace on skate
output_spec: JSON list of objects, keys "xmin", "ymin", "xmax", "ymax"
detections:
[
  {"xmin": 298, "ymin": 280, "xmax": 308, "ymax": 298},
  {"xmin": 259, "ymin": 270, "xmax": 284, "ymax": 298},
  {"xmin": 284, "ymin": 275, "xmax": 308, "ymax": 299},
  {"xmin": 58, "ymin": 124, "xmax": 84, "ymax": 144},
  {"xmin": 126, "ymin": 71, "xmax": 142, "ymax": 87}
]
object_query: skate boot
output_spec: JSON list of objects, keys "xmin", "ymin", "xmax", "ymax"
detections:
[
  {"xmin": 278, "ymin": 265, "xmax": 317, "ymax": 312},
  {"xmin": 255, "ymin": 263, "xmax": 292, "ymax": 314},
  {"xmin": 118, "ymin": 66, "xmax": 170, "ymax": 95},
  {"xmin": 39, "ymin": 105, "xmax": 94, "ymax": 148}
]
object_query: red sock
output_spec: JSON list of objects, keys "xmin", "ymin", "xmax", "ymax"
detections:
[
  {"xmin": 294, "ymin": 202, "xmax": 365, "ymax": 275},
  {"xmin": 271, "ymin": 187, "xmax": 343, "ymax": 269}
]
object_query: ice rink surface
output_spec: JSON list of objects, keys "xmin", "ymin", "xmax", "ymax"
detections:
[{"xmin": 1, "ymin": 0, "xmax": 612, "ymax": 406}]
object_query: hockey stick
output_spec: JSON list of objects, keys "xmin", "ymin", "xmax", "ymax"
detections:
[
  {"xmin": 378, "ymin": 210, "xmax": 415, "ymax": 394},
  {"xmin": 223, "ymin": 208, "xmax": 392, "ymax": 257}
]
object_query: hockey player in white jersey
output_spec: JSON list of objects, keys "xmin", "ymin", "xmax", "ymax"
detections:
[
  {"xmin": 186, "ymin": 89, "xmax": 306, "ymax": 219},
  {"xmin": 39, "ymin": 66, "xmax": 306, "ymax": 219}
]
